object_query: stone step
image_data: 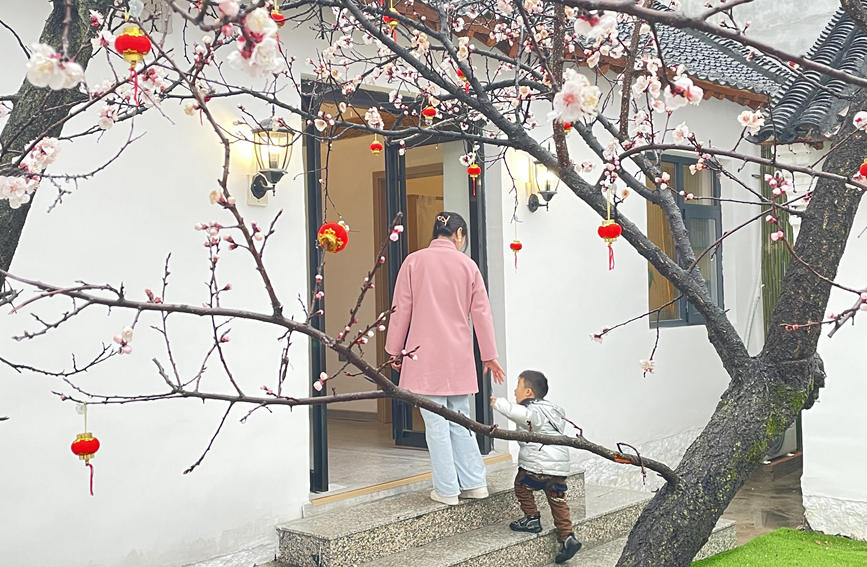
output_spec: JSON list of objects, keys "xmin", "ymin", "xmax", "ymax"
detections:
[
  {"xmin": 541, "ymin": 518, "xmax": 737, "ymax": 567},
  {"xmin": 355, "ymin": 484, "xmax": 649, "ymax": 567},
  {"xmin": 277, "ymin": 466, "xmax": 585, "ymax": 567}
]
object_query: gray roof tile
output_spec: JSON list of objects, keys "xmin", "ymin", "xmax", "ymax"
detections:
[{"xmin": 752, "ymin": 2, "xmax": 867, "ymax": 143}]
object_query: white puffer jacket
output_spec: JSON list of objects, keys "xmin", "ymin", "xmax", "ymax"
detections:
[{"xmin": 493, "ymin": 397, "xmax": 571, "ymax": 476}]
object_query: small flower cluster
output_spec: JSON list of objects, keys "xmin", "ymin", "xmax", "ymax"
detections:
[
  {"xmin": 573, "ymin": 11, "xmax": 618, "ymax": 41},
  {"xmin": 227, "ymin": 7, "xmax": 282, "ymax": 76},
  {"xmin": 209, "ymin": 189, "xmax": 237, "ymax": 207},
  {"xmin": 737, "ymin": 110, "xmax": 765, "ymax": 134},
  {"xmin": 654, "ymin": 170, "xmax": 671, "ymax": 191},
  {"xmin": 26, "ymin": 43, "xmax": 84, "ymax": 90},
  {"xmin": 853, "ymin": 110, "xmax": 867, "ymax": 131},
  {"xmin": 195, "ymin": 220, "xmax": 224, "ymax": 248},
  {"xmin": 764, "ymin": 171, "xmax": 791, "ymax": 198},
  {"xmin": 663, "ymin": 70, "xmax": 703, "ymax": 111},
  {"xmin": 688, "ymin": 155, "xmax": 710, "ymax": 175},
  {"xmin": 388, "ymin": 224, "xmax": 405, "ymax": 242},
  {"xmin": 550, "ymin": 69, "xmax": 602, "ymax": 122},
  {"xmin": 113, "ymin": 326, "xmax": 134, "ymax": 355},
  {"xmin": 0, "ymin": 138, "xmax": 60, "ymax": 209}
]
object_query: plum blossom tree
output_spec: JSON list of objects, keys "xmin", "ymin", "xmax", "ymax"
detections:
[{"xmin": 1, "ymin": 1, "xmax": 866, "ymax": 566}]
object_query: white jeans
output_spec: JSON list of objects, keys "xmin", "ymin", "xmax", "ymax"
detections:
[{"xmin": 419, "ymin": 394, "xmax": 487, "ymax": 497}]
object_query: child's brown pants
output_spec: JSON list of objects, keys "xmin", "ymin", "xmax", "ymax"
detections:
[{"xmin": 514, "ymin": 467, "xmax": 573, "ymax": 542}]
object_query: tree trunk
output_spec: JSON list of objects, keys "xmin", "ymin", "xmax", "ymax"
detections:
[
  {"xmin": 0, "ymin": 0, "xmax": 109, "ymax": 277},
  {"xmin": 616, "ymin": 89, "xmax": 867, "ymax": 567}
]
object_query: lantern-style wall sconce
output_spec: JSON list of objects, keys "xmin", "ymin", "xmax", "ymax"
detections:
[
  {"xmin": 251, "ymin": 117, "xmax": 293, "ymax": 199},
  {"xmin": 527, "ymin": 157, "xmax": 559, "ymax": 213}
]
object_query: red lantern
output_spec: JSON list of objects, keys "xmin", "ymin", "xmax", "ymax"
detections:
[
  {"xmin": 270, "ymin": 8, "xmax": 286, "ymax": 27},
  {"xmin": 369, "ymin": 136, "xmax": 384, "ymax": 155},
  {"xmin": 70, "ymin": 403, "xmax": 100, "ymax": 496},
  {"xmin": 467, "ymin": 162, "xmax": 481, "ymax": 196},
  {"xmin": 563, "ymin": 121, "xmax": 572, "ymax": 135},
  {"xmin": 456, "ymin": 69, "xmax": 470, "ymax": 93},
  {"xmin": 114, "ymin": 25, "xmax": 152, "ymax": 105},
  {"xmin": 509, "ymin": 240, "xmax": 523, "ymax": 270},
  {"xmin": 318, "ymin": 221, "xmax": 349, "ymax": 253},
  {"xmin": 859, "ymin": 160, "xmax": 867, "ymax": 177},
  {"xmin": 383, "ymin": 9, "xmax": 399, "ymax": 41},
  {"xmin": 597, "ymin": 219, "xmax": 622, "ymax": 271},
  {"xmin": 114, "ymin": 25, "xmax": 151, "ymax": 68},
  {"xmin": 421, "ymin": 105, "xmax": 437, "ymax": 126}
]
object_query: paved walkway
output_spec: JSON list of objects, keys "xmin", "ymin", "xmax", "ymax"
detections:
[{"xmin": 722, "ymin": 453, "xmax": 805, "ymax": 545}]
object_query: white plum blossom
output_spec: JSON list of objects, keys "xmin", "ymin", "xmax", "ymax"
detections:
[
  {"xmin": 21, "ymin": 137, "xmax": 59, "ymax": 174},
  {"xmin": 737, "ymin": 110, "xmax": 765, "ymax": 134},
  {"xmin": 672, "ymin": 122, "xmax": 691, "ymax": 144},
  {"xmin": 496, "ymin": 0, "xmax": 513, "ymax": 14},
  {"xmin": 113, "ymin": 326, "xmax": 134, "ymax": 355},
  {"xmin": 365, "ymin": 107, "xmax": 384, "ymax": 129},
  {"xmin": 0, "ymin": 176, "xmax": 38, "ymax": 209},
  {"xmin": 26, "ymin": 43, "xmax": 85, "ymax": 90},
  {"xmin": 183, "ymin": 100, "xmax": 198, "ymax": 116},
  {"xmin": 663, "ymin": 74, "xmax": 703, "ymax": 110},
  {"xmin": 90, "ymin": 29, "xmax": 114, "ymax": 52},
  {"xmin": 853, "ymin": 110, "xmax": 867, "ymax": 130},
  {"xmin": 573, "ymin": 12, "xmax": 617, "ymax": 39},
  {"xmin": 639, "ymin": 359, "xmax": 655, "ymax": 373},
  {"xmin": 98, "ymin": 104, "xmax": 118, "ymax": 129},
  {"xmin": 550, "ymin": 70, "xmax": 601, "ymax": 122},
  {"xmin": 244, "ymin": 7, "xmax": 278, "ymax": 37},
  {"xmin": 218, "ymin": 0, "xmax": 240, "ymax": 18}
]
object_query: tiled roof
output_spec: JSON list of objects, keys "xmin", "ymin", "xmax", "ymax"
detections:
[
  {"xmin": 751, "ymin": 2, "xmax": 867, "ymax": 143},
  {"xmin": 618, "ymin": 4, "xmax": 791, "ymax": 98}
]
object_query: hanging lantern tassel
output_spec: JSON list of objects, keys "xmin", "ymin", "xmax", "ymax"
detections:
[
  {"xmin": 457, "ymin": 69, "xmax": 470, "ymax": 93},
  {"xmin": 467, "ymin": 162, "xmax": 481, "ymax": 196},
  {"xmin": 597, "ymin": 219, "xmax": 622, "ymax": 271},
  {"xmin": 509, "ymin": 240, "xmax": 523, "ymax": 270},
  {"xmin": 114, "ymin": 25, "xmax": 152, "ymax": 106}
]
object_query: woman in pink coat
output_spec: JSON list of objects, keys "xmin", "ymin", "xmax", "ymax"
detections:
[{"xmin": 386, "ymin": 212, "xmax": 505, "ymax": 505}]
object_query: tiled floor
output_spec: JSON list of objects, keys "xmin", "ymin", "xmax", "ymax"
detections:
[
  {"xmin": 722, "ymin": 454, "xmax": 805, "ymax": 545},
  {"xmin": 325, "ymin": 417, "xmax": 433, "ymax": 495}
]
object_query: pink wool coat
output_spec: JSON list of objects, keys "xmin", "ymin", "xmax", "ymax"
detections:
[{"xmin": 385, "ymin": 239, "xmax": 499, "ymax": 396}]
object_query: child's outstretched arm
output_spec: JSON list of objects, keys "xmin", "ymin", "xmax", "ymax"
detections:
[{"xmin": 491, "ymin": 397, "xmax": 533, "ymax": 427}]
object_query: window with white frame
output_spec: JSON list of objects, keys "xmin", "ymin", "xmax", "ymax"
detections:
[{"xmin": 645, "ymin": 156, "xmax": 724, "ymax": 325}]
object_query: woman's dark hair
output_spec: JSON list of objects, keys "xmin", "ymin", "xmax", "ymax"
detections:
[
  {"xmin": 431, "ymin": 211, "xmax": 469, "ymax": 242},
  {"xmin": 519, "ymin": 370, "xmax": 548, "ymax": 399}
]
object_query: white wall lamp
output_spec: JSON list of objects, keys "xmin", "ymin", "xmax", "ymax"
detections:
[
  {"xmin": 527, "ymin": 156, "xmax": 559, "ymax": 213},
  {"xmin": 251, "ymin": 117, "xmax": 293, "ymax": 199}
]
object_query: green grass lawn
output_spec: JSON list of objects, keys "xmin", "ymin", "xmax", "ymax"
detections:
[{"xmin": 693, "ymin": 528, "xmax": 867, "ymax": 566}]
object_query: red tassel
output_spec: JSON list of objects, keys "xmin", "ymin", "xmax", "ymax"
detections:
[
  {"xmin": 472, "ymin": 178, "xmax": 476, "ymax": 196},
  {"xmin": 393, "ymin": 29, "xmax": 397, "ymax": 41},
  {"xmin": 130, "ymin": 67, "xmax": 139, "ymax": 106},
  {"xmin": 514, "ymin": 252, "xmax": 518, "ymax": 270},
  {"xmin": 465, "ymin": 82, "xmax": 470, "ymax": 94},
  {"xmin": 608, "ymin": 244, "xmax": 615, "ymax": 271},
  {"xmin": 86, "ymin": 462, "xmax": 95, "ymax": 496}
]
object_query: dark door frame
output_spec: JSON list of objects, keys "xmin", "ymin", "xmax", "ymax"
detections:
[{"xmin": 303, "ymin": 83, "xmax": 493, "ymax": 492}]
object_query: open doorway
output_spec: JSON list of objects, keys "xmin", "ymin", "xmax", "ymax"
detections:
[
  {"xmin": 319, "ymin": 135, "xmax": 446, "ymax": 495},
  {"xmin": 304, "ymin": 87, "xmax": 498, "ymax": 496}
]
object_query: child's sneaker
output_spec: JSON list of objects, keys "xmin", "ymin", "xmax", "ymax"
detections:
[
  {"xmin": 509, "ymin": 515, "xmax": 542, "ymax": 533},
  {"xmin": 554, "ymin": 533, "xmax": 582, "ymax": 563}
]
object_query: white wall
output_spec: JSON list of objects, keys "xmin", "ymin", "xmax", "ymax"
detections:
[
  {"xmin": 487, "ymin": 91, "xmax": 765, "ymax": 489},
  {"xmin": 0, "ymin": 6, "xmax": 316, "ymax": 567},
  {"xmin": 777, "ymin": 145, "xmax": 867, "ymax": 540}
]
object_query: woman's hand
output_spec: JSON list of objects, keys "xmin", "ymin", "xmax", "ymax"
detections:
[
  {"xmin": 388, "ymin": 355, "xmax": 402, "ymax": 372},
  {"xmin": 484, "ymin": 359, "xmax": 505, "ymax": 384},
  {"xmin": 489, "ymin": 396, "xmax": 497, "ymax": 407}
]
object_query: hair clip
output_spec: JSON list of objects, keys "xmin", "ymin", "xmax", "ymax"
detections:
[{"xmin": 436, "ymin": 215, "xmax": 450, "ymax": 225}]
